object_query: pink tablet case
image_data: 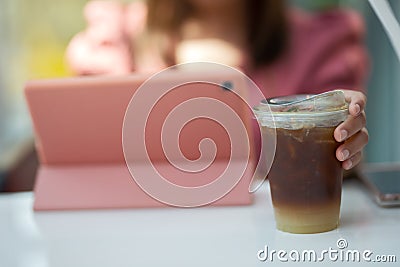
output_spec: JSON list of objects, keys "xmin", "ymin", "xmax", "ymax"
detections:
[{"xmin": 25, "ymin": 72, "xmax": 256, "ymax": 210}]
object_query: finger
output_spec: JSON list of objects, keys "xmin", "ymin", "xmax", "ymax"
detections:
[
  {"xmin": 342, "ymin": 151, "xmax": 363, "ymax": 170},
  {"xmin": 84, "ymin": 1, "xmax": 126, "ymax": 43},
  {"xmin": 84, "ymin": 1, "xmax": 123, "ymax": 24},
  {"xmin": 334, "ymin": 111, "xmax": 366, "ymax": 142},
  {"xmin": 336, "ymin": 127, "xmax": 369, "ymax": 161},
  {"xmin": 341, "ymin": 90, "xmax": 367, "ymax": 117}
]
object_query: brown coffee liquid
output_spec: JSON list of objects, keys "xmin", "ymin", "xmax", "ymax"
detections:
[{"xmin": 264, "ymin": 126, "xmax": 343, "ymax": 233}]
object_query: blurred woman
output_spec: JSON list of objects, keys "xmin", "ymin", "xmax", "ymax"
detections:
[{"xmin": 67, "ymin": 0, "xmax": 369, "ymax": 170}]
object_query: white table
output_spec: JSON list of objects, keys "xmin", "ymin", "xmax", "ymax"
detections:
[{"xmin": 0, "ymin": 179, "xmax": 398, "ymax": 267}]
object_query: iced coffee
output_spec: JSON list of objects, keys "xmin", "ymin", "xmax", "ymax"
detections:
[{"xmin": 254, "ymin": 91, "xmax": 348, "ymax": 234}]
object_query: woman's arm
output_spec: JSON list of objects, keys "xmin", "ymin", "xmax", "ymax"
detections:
[{"xmin": 307, "ymin": 10, "xmax": 369, "ymax": 170}]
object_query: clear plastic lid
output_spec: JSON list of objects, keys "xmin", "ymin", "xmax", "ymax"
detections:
[{"xmin": 253, "ymin": 90, "xmax": 349, "ymax": 129}]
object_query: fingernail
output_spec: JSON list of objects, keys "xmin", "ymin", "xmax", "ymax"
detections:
[
  {"xmin": 340, "ymin": 130, "xmax": 348, "ymax": 141},
  {"xmin": 341, "ymin": 150, "xmax": 350, "ymax": 161},
  {"xmin": 344, "ymin": 159, "xmax": 353, "ymax": 170},
  {"xmin": 354, "ymin": 104, "xmax": 361, "ymax": 115}
]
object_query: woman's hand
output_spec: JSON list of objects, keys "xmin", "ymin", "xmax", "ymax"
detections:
[
  {"xmin": 66, "ymin": 1, "xmax": 133, "ymax": 75},
  {"xmin": 334, "ymin": 90, "xmax": 369, "ymax": 170}
]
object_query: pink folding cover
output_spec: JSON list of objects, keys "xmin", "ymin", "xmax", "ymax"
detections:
[{"xmin": 25, "ymin": 71, "xmax": 256, "ymax": 210}]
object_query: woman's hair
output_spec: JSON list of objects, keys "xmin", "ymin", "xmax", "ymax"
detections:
[{"xmin": 146, "ymin": 0, "xmax": 288, "ymax": 67}]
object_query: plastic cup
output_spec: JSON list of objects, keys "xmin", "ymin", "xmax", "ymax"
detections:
[{"xmin": 254, "ymin": 90, "xmax": 348, "ymax": 234}]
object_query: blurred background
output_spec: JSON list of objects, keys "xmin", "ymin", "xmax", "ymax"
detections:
[{"xmin": 0, "ymin": 0, "xmax": 399, "ymax": 191}]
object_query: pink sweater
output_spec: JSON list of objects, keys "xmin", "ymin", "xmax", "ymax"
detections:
[
  {"xmin": 67, "ymin": 2, "xmax": 369, "ymax": 97},
  {"xmin": 249, "ymin": 9, "xmax": 369, "ymax": 98}
]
